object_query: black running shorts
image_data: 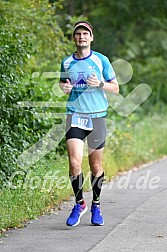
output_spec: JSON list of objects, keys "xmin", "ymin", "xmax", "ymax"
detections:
[{"xmin": 66, "ymin": 114, "xmax": 107, "ymax": 149}]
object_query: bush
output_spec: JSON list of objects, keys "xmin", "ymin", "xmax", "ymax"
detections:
[
  {"xmin": 0, "ymin": 0, "xmax": 72, "ymax": 186},
  {"xmin": 0, "ymin": 15, "xmax": 34, "ymax": 183}
]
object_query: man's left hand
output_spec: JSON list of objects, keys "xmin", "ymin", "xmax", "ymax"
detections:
[{"xmin": 87, "ymin": 73, "xmax": 100, "ymax": 87}]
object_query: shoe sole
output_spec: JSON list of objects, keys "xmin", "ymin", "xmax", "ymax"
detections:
[
  {"xmin": 67, "ymin": 205, "xmax": 88, "ymax": 227},
  {"xmin": 91, "ymin": 221, "xmax": 104, "ymax": 226}
]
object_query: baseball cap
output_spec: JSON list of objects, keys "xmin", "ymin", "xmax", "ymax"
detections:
[{"xmin": 73, "ymin": 21, "xmax": 93, "ymax": 36}]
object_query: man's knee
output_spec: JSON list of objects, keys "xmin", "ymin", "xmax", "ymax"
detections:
[
  {"xmin": 69, "ymin": 158, "xmax": 82, "ymax": 175},
  {"xmin": 90, "ymin": 163, "xmax": 103, "ymax": 176}
]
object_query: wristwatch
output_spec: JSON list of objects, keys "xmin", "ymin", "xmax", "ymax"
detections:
[{"xmin": 98, "ymin": 81, "xmax": 104, "ymax": 88}]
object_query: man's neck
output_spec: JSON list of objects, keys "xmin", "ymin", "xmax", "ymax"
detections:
[{"xmin": 75, "ymin": 47, "xmax": 91, "ymax": 59}]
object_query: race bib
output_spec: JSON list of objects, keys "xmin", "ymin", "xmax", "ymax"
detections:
[{"xmin": 71, "ymin": 113, "xmax": 93, "ymax": 131}]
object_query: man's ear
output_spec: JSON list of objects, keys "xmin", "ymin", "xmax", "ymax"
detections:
[{"xmin": 90, "ymin": 34, "xmax": 94, "ymax": 42}]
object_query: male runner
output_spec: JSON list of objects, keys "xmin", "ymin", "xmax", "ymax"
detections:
[{"xmin": 59, "ymin": 21, "xmax": 119, "ymax": 226}]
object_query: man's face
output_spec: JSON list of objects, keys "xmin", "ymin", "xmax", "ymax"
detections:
[{"xmin": 73, "ymin": 28, "xmax": 93, "ymax": 48}]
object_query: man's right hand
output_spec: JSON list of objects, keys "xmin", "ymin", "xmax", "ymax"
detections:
[{"xmin": 60, "ymin": 79, "xmax": 73, "ymax": 94}]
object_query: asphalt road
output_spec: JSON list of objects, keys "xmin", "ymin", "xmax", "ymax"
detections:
[{"xmin": 1, "ymin": 157, "xmax": 167, "ymax": 252}]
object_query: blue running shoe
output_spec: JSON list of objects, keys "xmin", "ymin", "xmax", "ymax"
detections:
[
  {"xmin": 91, "ymin": 204, "xmax": 104, "ymax": 226},
  {"xmin": 66, "ymin": 201, "xmax": 88, "ymax": 226}
]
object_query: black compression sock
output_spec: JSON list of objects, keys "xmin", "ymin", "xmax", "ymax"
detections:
[
  {"xmin": 70, "ymin": 172, "xmax": 84, "ymax": 203},
  {"xmin": 91, "ymin": 172, "xmax": 104, "ymax": 202}
]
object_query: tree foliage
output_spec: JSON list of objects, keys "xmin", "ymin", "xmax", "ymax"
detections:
[
  {"xmin": 0, "ymin": 0, "xmax": 70, "ymax": 184},
  {"xmin": 0, "ymin": 12, "xmax": 32, "ymax": 182}
]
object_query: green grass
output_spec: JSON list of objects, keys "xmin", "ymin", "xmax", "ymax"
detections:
[
  {"xmin": 0, "ymin": 113, "xmax": 167, "ymax": 231},
  {"xmin": 0, "ymin": 157, "xmax": 71, "ymax": 231},
  {"xmin": 104, "ymin": 113, "xmax": 167, "ymax": 177}
]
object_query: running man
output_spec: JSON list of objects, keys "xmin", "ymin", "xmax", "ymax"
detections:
[{"xmin": 59, "ymin": 21, "xmax": 119, "ymax": 226}]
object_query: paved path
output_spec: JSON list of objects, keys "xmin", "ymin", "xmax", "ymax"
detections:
[{"xmin": 1, "ymin": 157, "xmax": 167, "ymax": 252}]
